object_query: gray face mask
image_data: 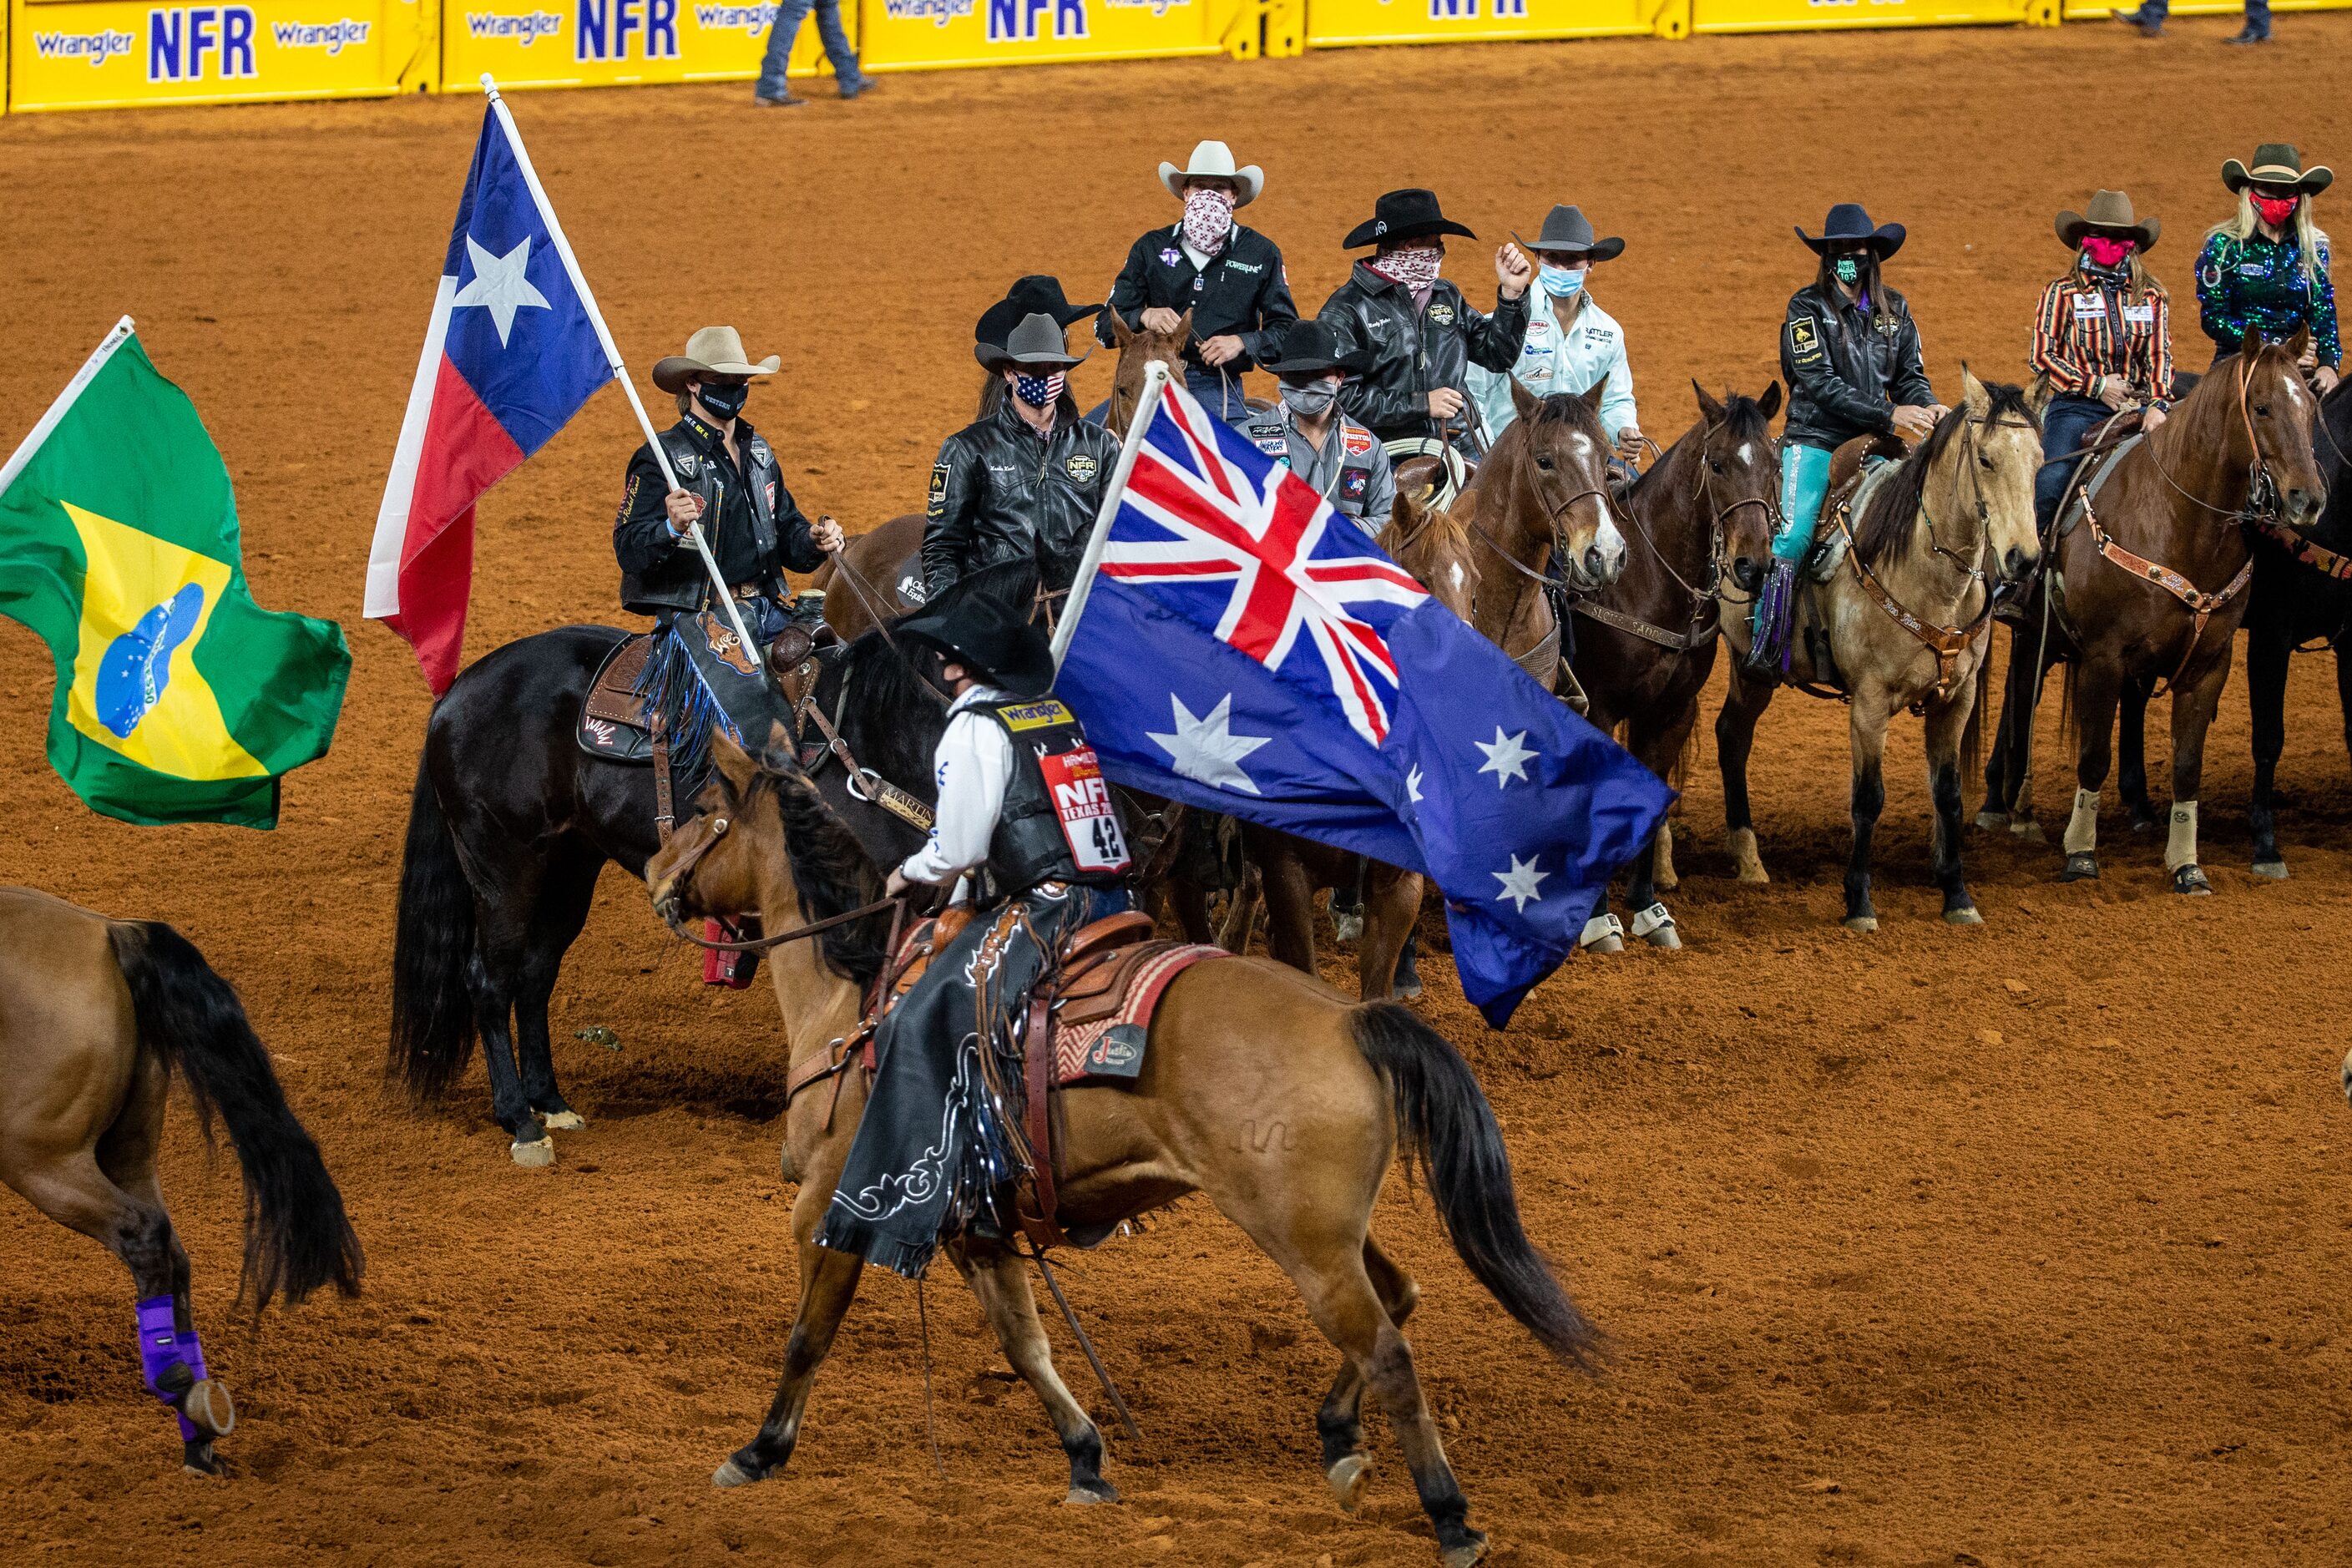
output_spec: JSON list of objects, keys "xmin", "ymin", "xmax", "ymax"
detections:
[{"xmin": 1281, "ymin": 381, "xmax": 1341, "ymax": 417}]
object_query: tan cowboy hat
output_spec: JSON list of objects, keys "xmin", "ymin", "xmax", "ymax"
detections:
[
  {"xmin": 2223, "ymin": 143, "xmax": 2333, "ymax": 197},
  {"xmin": 651, "ymin": 326, "xmax": 781, "ymax": 394},
  {"xmin": 2056, "ymin": 190, "xmax": 2160, "ymax": 252},
  {"xmin": 1158, "ymin": 139, "xmax": 1263, "ymax": 208}
]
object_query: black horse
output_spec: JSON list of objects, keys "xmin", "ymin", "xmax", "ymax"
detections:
[{"xmin": 386, "ymin": 568, "xmax": 1019, "ymax": 1164}]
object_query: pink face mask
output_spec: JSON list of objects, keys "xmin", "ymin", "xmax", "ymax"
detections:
[
  {"xmin": 2080, "ymin": 235, "xmax": 2137, "ymax": 270},
  {"xmin": 2253, "ymin": 193, "xmax": 2301, "ymax": 228}
]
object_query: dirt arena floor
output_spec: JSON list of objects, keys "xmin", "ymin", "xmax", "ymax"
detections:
[{"xmin": 5, "ymin": 18, "xmax": 2352, "ymax": 1567}]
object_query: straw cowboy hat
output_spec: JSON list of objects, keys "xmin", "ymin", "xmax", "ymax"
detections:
[
  {"xmin": 1158, "ymin": 140, "xmax": 1262, "ymax": 206},
  {"xmin": 974, "ymin": 311, "xmax": 1092, "ymax": 372},
  {"xmin": 1794, "ymin": 202, "xmax": 1906, "ymax": 259},
  {"xmin": 1343, "ymin": 189, "xmax": 1477, "ymax": 250},
  {"xmin": 2056, "ymin": 190, "xmax": 2160, "ymax": 252},
  {"xmin": 2223, "ymin": 143, "xmax": 2334, "ymax": 196},
  {"xmin": 1512, "ymin": 204, "xmax": 1626, "ymax": 263},
  {"xmin": 651, "ymin": 326, "xmax": 781, "ymax": 394}
]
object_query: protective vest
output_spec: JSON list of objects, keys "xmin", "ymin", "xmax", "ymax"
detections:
[
  {"xmin": 979, "ymin": 696, "xmax": 1133, "ymax": 896},
  {"xmin": 619, "ymin": 427, "xmax": 786, "ymax": 615}
]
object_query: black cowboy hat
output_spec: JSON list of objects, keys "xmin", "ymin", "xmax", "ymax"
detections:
[
  {"xmin": 898, "ymin": 595, "xmax": 1056, "ymax": 699},
  {"xmin": 1343, "ymin": 189, "xmax": 1477, "ymax": 250},
  {"xmin": 2223, "ymin": 143, "xmax": 2334, "ymax": 197},
  {"xmin": 974, "ymin": 311, "xmax": 1092, "ymax": 372},
  {"xmin": 1794, "ymin": 202, "xmax": 1906, "ymax": 260},
  {"xmin": 976, "ymin": 276, "xmax": 1104, "ymax": 352},
  {"xmin": 2056, "ymin": 189, "xmax": 2160, "ymax": 252},
  {"xmin": 1512, "ymin": 204, "xmax": 1626, "ymax": 263},
  {"xmin": 1257, "ymin": 319, "xmax": 1373, "ymax": 378}
]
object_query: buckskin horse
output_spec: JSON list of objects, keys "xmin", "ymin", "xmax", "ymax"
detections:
[
  {"xmin": 1717, "ymin": 372, "xmax": 2043, "ymax": 930},
  {"xmin": 644, "ymin": 736, "xmax": 1597, "ymax": 1568},
  {"xmin": 0, "ymin": 887, "xmax": 362, "ymax": 1473},
  {"xmin": 1975, "ymin": 339, "xmax": 2327, "ymax": 891},
  {"xmin": 1567, "ymin": 382, "xmax": 1783, "ymax": 948}
]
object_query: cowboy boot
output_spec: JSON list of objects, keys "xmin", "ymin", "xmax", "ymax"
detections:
[
  {"xmin": 1744, "ymin": 559, "xmax": 1798, "ymax": 677},
  {"xmin": 2111, "ymin": 5, "xmax": 2162, "ymax": 33}
]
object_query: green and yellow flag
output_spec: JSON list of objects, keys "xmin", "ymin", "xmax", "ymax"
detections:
[{"xmin": 0, "ymin": 318, "xmax": 348, "ymax": 828}]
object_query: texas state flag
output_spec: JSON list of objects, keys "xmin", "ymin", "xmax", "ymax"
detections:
[{"xmin": 367, "ymin": 100, "xmax": 611, "ymax": 693}]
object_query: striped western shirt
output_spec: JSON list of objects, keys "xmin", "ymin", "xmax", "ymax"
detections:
[{"xmin": 2029, "ymin": 271, "xmax": 2177, "ymax": 403}]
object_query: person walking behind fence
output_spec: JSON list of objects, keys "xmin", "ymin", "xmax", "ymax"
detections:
[
  {"xmin": 754, "ymin": 0, "xmax": 870, "ymax": 106},
  {"xmin": 2112, "ymin": 0, "xmax": 2272, "ymax": 45}
]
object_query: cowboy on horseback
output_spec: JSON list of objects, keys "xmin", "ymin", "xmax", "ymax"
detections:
[
  {"xmin": 2031, "ymin": 190, "xmax": 2177, "ymax": 532},
  {"xmin": 1468, "ymin": 205, "xmax": 1644, "ymax": 464},
  {"xmin": 923, "ymin": 311, "xmax": 1123, "ymax": 604},
  {"xmin": 1748, "ymin": 203, "xmax": 1947, "ymax": 675},
  {"xmin": 823, "ymin": 595, "xmax": 1134, "ymax": 1277},
  {"xmin": 1099, "ymin": 140, "xmax": 1297, "ymax": 425},
  {"xmin": 614, "ymin": 326, "xmax": 844, "ymax": 770},
  {"xmin": 2196, "ymin": 144, "xmax": 2339, "ymax": 390},
  {"xmin": 1318, "ymin": 188, "xmax": 1532, "ymax": 506},
  {"xmin": 1239, "ymin": 320, "xmax": 1396, "ymax": 528}
]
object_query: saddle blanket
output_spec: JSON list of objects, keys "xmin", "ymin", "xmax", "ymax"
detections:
[{"xmin": 1052, "ymin": 942, "xmax": 1224, "ymax": 1085}]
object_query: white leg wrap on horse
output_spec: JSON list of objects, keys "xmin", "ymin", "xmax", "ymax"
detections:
[
  {"xmin": 1630, "ymin": 903, "xmax": 1675, "ymax": 940},
  {"xmin": 2165, "ymin": 800, "xmax": 2198, "ymax": 872},
  {"xmin": 2063, "ymin": 789, "xmax": 2101, "ymax": 855},
  {"xmin": 1580, "ymin": 913, "xmax": 1625, "ymax": 951}
]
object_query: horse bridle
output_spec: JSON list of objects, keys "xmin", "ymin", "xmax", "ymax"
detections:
[
  {"xmin": 2143, "ymin": 347, "xmax": 2290, "ymax": 527},
  {"xmin": 651, "ymin": 772, "xmax": 905, "ymax": 954},
  {"xmin": 1469, "ymin": 432, "xmax": 1616, "ymax": 591}
]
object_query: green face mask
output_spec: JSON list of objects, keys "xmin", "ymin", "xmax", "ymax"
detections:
[{"xmin": 1832, "ymin": 255, "xmax": 1863, "ymax": 287}]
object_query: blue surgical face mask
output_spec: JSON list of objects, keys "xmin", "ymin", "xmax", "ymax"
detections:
[{"xmin": 1538, "ymin": 263, "xmax": 1587, "ymax": 299}]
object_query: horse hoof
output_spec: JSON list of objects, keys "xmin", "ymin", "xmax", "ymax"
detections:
[
  {"xmin": 1326, "ymin": 1454, "xmax": 1373, "ymax": 1514},
  {"xmin": 712, "ymin": 1455, "xmax": 766, "ymax": 1490},
  {"xmin": 1944, "ymin": 906, "xmax": 1983, "ymax": 926},
  {"xmin": 1063, "ymin": 1479, "xmax": 1120, "ymax": 1505},
  {"xmin": 2058, "ymin": 853, "xmax": 2098, "ymax": 883},
  {"xmin": 2250, "ymin": 860, "xmax": 2289, "ymax": 881},
  {"xmin": 181, "ymin": 1440, "xmax": 224, "ymax": 1478},
  {"xmin": 510, "ymin": 1137, "xmax": 555, "ymax": 1168},
  {"xmin": 1583, "ymin": 934, "xmax": 1624, "ymax": 955},
  {"xmin": 1439, "ymin": 1530, "xmax": 1491, "ymax": 1568},
  {"xmin": 2128, "ymin": 814, "xmax": 2161, "ymax": 836},
  {"xmin": 539, "ymin": 1110, "xmax": 587, "ymax": 1132},
  {"xmin": 2172, "ymin": 865, "xmax": 2213, "ymax": 896},
  {"xmin": 1332, "ymin": 912, "xmax": 1364, "ymax": 943},
  {"xmin": 182, "ymin": 1378, "xmax": 235, "ymax": 1439},
  {"xmin": 1643, "ymin": 923, "xmax": 1682, "ymax": 950},
  {"xmin": 1842, "ymin": 915, "xmax": 1878, "ymax": 933},
  {"xmin": 2009, "ymin": 820, "xmax": 2046, "ymax": 844},
  {"xmin": 1730, "ymin": 829, "xmax": 1768, "ymax": 884},
  {"xmin": 1973, "ymin": 810, "xmax": 2007, "ymax": 831}
]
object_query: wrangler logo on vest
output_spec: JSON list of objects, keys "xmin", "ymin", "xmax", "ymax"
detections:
[{"xmin": 997, "ymin": 698, "xmax": 1074, "ymax": 731}]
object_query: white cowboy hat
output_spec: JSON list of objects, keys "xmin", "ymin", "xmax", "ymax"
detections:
[
  {"xmin": 1158, "ymin": 139, "xmax": 1262, "ymax": 208},
  {"xmin": 651, "ymin": 325, "xmax": 781, "ymax": 394}
]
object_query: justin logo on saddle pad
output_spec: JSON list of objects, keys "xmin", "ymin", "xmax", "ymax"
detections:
[{"xmin": 0, "ymin": 320, "xmax": 349, "ymax": 828}]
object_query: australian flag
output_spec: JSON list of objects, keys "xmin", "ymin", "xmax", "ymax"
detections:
[
  {"xmin": 1057, "ymin": 382, "xmax": 1674, "ymax": 1027},
  {"xmin": 367, "ymin": 98, "xmax": 614, "ymax": 693}
]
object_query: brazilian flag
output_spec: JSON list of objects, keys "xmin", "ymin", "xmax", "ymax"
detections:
[{"xmin": 0, "ymin": 319, "xmax": 348, "ymax": 828}]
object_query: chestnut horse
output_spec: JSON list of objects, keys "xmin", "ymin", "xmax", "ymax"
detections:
[
  {"xmin": 1976, "ymin": 339, "xmax": 2327, "ymax": 892},
  {"xmin": 1717, "ymin": 372, "xmax": 2043, "ymax": 930},
  {"xmin": 645, "ymin": 740, "xmax": 1597, "ymax": 1568},
  {"xmin": 0, "ymin": 887, "xmax": 362, "ymax": 1474},
  {"xmin": 1568, "ymin": 382, "xmax": 1783, "ymax": 948}
]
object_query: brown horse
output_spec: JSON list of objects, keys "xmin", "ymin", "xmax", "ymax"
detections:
[
  {"xmin": 1568, "ymin": 382, "xmax": 1783, "ymax": 948},
  {"xmin": 1716, "ymin": 372, "xmax": 2043, "ymax": 930},
  {"xmin": 1977, "ymin": 338, "xmax": 2328, "ymax": 892},
  {"xmin": 645, "ymin": 739, "xmax": 1597, "ymax": 1568},
  {"xmin": 0, "ymin": 887, "xmax": 362, "ymax": 1474}
]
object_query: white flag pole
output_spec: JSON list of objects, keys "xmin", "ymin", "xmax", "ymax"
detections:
[
  {"xmin": 479, "ymin": 74, "xmax": 761, "ymax": 672},
  {"xmin": 0, "ymin": 316, "xmax": 137, "ymax": 498},
  {"xmin": 1050, "ymin": 360, "xmax": 1171, "ymax": 670}
]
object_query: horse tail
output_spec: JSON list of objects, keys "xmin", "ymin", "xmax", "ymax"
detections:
[
  {"xmin": 1350, "ymin": 1002, "xmax": 1601, "ymax": 1371},
  {"xmin": 108, "ymin": 920, "xmax": 364, "ymax": 1308},
  {"xmin": 390, "ymin": 751, "xmax": 477, "ymax": 1105}
]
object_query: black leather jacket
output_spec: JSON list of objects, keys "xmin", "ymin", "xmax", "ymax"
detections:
[
  {"xmin": 1097, "ymin": 222, "xmax": 1297, "ymax": 374},
  {"xmin": 614, "ymin": 414, "xmax": 822, "ymax": 616},
  {"xmin": 922, "ymin": 401, "xmax": 1123, "ymax": 599},
  {"xmin": 1778, "ymin": 281, "xmax": 1935, "ymax": 450},
  {"xmin": 1317, "ymin": 262, "xmax": 1530, "ymax": 443}
]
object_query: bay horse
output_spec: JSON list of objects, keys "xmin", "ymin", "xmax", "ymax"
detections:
[
  {"xmin": 1975, "ymin": 339, "xmax": 2327, "ymax": 892},
  {"xmin": 1569, "ymin": 382, "xmax": 1783, "ymax": 948},
  {"xmin": 0, "ymin": 887, "xmax": 362, "ymax": 1473},
  {"xmin": 1716, "ymin": 372, "xmax": 2042, "ymax": 930},
  {"xmin": 644, "ymin": 736, "xmax": 1597, "ymax": 1568}
]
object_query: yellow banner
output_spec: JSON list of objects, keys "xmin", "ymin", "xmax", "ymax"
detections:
[
  {"xmin": 442, "ymin": 0, "xmax": 854, "ymax": 88},
  {"xmin": 858, "ymin": 0, "xmax": 1253, "ymax": 72},
  {"xmin": 1691, "ymin": 0, "xmax": 2037, "ymax": 29},
  {"xmin": 1304, "ymin": 0, "xmax": 1675, "ymax": 47},
  {"xmin": 8, "ymin": 0, "xmax": 433, "ymax": 110}
]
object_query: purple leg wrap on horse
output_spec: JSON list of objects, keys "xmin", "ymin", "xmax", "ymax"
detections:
[{"xmin": 136, "ymin": 1295, "xmax": 185, "ymax": 1399}]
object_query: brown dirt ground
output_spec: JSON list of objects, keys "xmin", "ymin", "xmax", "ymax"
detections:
[{"xmin": 4, "ymin": 19, "xmax": 2352, "ymax": 1568}]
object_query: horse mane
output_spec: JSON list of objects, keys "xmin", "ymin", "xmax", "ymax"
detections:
[
  {"xmin": 1854, "ymin": 381, "xmax": 2033, "ymax": 568},
  {"xmin": 1517, "ymin": 389, "xmax": 1611, "ymax": 448},
  {"xmin": 762, "ymin": 768, "xmax": 891, "ymax": 989},
  {"xmin": 1383, "ymin": 502, "xmax": 1479, "ymax": 609}
]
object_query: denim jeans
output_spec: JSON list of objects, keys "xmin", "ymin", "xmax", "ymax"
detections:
[
  {"xmin": 756, "ymin": 0, "xmax": 858, "ymax": 98},
  {"xmin": 2134, "ymin": 0, "xmax": 2267, "ymax": 27},
  {"xmin": 2036, "ymin": 392, "xmax": 2112, "ymax": 529},
  {"xmin": 1183, "ymin": 365, "xmax": 1253, "ymax": 426}
]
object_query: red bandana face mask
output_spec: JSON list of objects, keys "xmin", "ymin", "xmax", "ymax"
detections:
[
  {"xmin": 2253, "ymin": 193, "xmax": 2301, "ymax": 229},
  {"xmin": 2080, "ymin": 235, "xmax": 2137, "ymax": 270}
]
